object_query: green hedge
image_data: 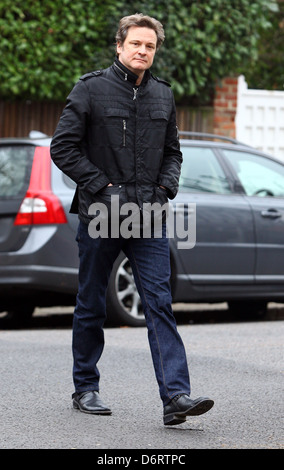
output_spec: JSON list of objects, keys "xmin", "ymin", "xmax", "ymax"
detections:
[{"xmin": 0, "ymin": 0, "xmax": 275, "ymax": 103}]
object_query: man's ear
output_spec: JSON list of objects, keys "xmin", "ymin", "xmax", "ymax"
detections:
[{"xmin": 116, "ymin": 42, "xmax": 122, "ymax": 56}]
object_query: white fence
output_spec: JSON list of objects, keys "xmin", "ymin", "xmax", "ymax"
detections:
[{"xmin": 235, "ymin": 75, "xmax": 284, "ymax": 161}]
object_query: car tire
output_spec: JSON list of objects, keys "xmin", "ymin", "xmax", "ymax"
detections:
[
  {"xmin": 228, "ymin": 300, "xmax": 267, "ymax": 319},
  {"xmin": 106, "ymin": 252, "xmax": 146, "ymax": 327}
]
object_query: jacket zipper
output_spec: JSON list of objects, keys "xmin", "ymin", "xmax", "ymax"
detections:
[
  {"xmin": 133, "ymin": 88, "xmax": 138, "ymax": 100},
  {"xmin": 123, "ymin": 119, "xmax": 126, "ymax": 147}
]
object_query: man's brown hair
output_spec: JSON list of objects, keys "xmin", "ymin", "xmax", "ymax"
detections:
[{"xmin": 115, "ymin": 13, "xmax": 165, "ymax": 50}]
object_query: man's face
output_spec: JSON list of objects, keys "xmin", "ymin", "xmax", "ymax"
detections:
[{"xmin": 116, "ymin": 26, "xmax": 157, "ymax": 79}]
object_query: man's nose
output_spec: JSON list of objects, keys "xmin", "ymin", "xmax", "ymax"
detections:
[{"xmin": 138, "ymin": 45, "xmax": 147, "ymax": 54}]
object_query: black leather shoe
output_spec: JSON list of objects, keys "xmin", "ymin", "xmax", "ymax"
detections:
[
  {"xmin": 164, "ymin": 394, "xmax": 214, "ymax": 425},
  {"xmin": 72, "ymin": 391, "xmax": 112, "ymax": 415}
]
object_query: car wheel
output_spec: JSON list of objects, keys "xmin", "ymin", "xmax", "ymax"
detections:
[
  {"xmin": 228, "ymin": 300, "xmax": 267, "ymax": 319},
  {"xmin": 106, "ymin": 252, "xmax": 146, "ymax": 327}
]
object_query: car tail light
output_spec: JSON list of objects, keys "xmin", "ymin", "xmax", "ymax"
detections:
[{"xmin": 14, "ymin": 146, "xmax": 67, "ymax": 225}]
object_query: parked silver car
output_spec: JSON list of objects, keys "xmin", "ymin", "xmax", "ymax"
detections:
[{"xmin": 1, "ymin": 131, "xmax": 284, "ymax": 326}]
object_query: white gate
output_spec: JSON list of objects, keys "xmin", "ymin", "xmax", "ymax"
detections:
[{"xmin": 235, "ymin": 75, "xmax": 284, "ymax": 161}]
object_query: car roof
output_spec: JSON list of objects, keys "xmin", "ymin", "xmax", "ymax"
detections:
[
  {"xmin": 0, "ymin": 130, "xmax": 242, "ymax": 147},
  {"xmin": 0, "ymin": 130, "xmax": 282, "ymax": 166},
  {"xmin": 179, "ymin": 131, "xmax": 253, "ymax": 150},
  {"xmin": 0, "ymin": 131, "xmax": 51, "ymax": 147},
  {"xmin": 179, "ymin": 132, "xmax": 284, "ymax": 165}
]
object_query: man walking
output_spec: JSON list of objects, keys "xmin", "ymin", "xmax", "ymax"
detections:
[{"xmin": 50, "ymin": 13, "xmax": 214, "ymax": 425}]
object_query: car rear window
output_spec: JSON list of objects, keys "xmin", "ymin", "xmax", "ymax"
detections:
[{"xmin": 0, "ymin": 145, "xmax": 34, "ymax": 198}]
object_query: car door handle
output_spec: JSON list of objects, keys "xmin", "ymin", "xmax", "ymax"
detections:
[{"xmin": 261, "ymin": 209, "xmax": 282, "ymax": 219}]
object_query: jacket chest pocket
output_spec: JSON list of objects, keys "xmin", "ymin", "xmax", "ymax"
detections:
[
  {"xmin": 143, "ymin": 110, "xmax": 169, "ymax": 149},
  {"xmin": 150, "ymin": 110, "xmax": 169, "ymax": 127},
  {"xmin": 104, "ymin": 107, "xmax": 130, "ymax": 148}
]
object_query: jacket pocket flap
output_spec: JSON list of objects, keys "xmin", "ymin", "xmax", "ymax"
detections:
[
  {"xmin": 104, "ymin": 108, "xmax": 130, "ymax": 118},
  {"xmin": 150, "ymin": 110, "xmax": 168, "ymax": 120}
]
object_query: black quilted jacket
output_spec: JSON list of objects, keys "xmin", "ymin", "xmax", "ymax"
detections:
[{"xmin": 50, "ymin": 59, "xmax": 182, "ymax": 223}]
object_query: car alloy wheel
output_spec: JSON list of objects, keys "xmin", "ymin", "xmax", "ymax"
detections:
[{"xmin": 106, "ymin": 252, "xmax": 146, "ymax": 327}]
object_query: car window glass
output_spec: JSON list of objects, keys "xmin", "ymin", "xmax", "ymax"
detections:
[
  {"xmin": 0, "ymin": 145, "xmax": 34, "ymax": 198},
  {"xmin": 62, "ymin": 173, "xmax": 76, "ymax": 189},
  {"xmin": 179, "ymin": 146, "xmax": 232, "ymax": 194},
  {"xmin": 223, "ymin": 150, "xmax": 284, "ymax": 197}
]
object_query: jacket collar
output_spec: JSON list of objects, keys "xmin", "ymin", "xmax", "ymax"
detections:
[{"xmin": 113, "ymin": 58, "xmax": 151, "ymax": 85}]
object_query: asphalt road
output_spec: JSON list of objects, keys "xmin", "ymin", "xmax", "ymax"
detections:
[{"xmin": 0, "ymin": 304, "xmax": 283, "ymax": 450}]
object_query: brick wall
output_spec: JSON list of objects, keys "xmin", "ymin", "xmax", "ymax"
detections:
[{"xmin": 213, "ymin": 77, "xmax": 238, "ymax": 139}]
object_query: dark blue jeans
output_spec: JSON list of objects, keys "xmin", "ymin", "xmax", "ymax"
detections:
[{"xmin": 72, "ymin": 221, "xmax": 190, "ymax": 405}]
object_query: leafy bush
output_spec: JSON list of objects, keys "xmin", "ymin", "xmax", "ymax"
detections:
[
  {"xmin": 0, "ymin": 0, "xmax": 122, "ymax": 100},
  {"xmin": 0, "ymin": 0, "xmax": 274, "ymax": 103},
  {"xmin": 244, "ymin": 0, "xmax": 284, "ymax": 90},
  {"xmin": 126, "ymin": 0, "xmax": 273, "ymax": 103}
]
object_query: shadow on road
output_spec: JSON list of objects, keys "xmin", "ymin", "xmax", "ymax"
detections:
[
  {"xmin": 1, "ymin": 303, "xmax": 283, "ymax": 330},
  {"xmin": 174, "ymin": 303, "xmax": 284, "ymax": 324}
]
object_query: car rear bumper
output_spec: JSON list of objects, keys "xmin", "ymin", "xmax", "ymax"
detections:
[
  {"xmin": 0, "ymin": 264, "xmax": 78, "ymax": 294},
  {"xmin": 0, "ymin": 225, "xmax": 79, "ymax": 303}
]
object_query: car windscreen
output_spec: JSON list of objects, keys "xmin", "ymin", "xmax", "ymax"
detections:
[{"xmin": 0, "ymin": 145, "xmax": 34, "ymax": 198}]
